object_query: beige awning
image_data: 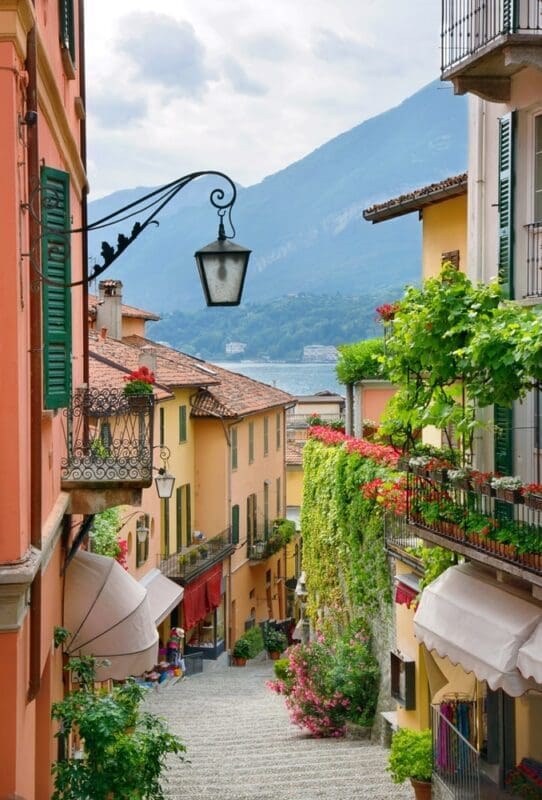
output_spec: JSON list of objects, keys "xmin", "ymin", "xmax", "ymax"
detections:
[
  {"xmin": 413, "ymin": 564, "xmax": 542, "ymax": 697},
  {"xmin": 517, "ymin": 622, "xmax": 542, "ymax": 684},
  {"xmin": 139, "ymin": 568, "xmax": 184, "ymax": 626},
  {"xmin": 64, "ymin": 550, "xmax": 158, "ymax": 681}
]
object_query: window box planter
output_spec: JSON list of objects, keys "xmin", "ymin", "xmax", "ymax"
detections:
[
  {"xmin": 429, "ymin": 468, "xmax": 448, "ymax": 483},
  {"xmin": 495, "ymin": 487, "xmax": 523, "ymax": 504},
  {"xmin": 475, "ymin": 482, "xmax": 495, "ymax": 497},
  {"xmin": 397, "ymin": 456, "xmax": 411, "ymax": 473},
  {"xmin": 524, "ymin": 493, "xmax": 542, "ymax": 511},
  {"xmin": 412, "ymin": 465, "xmax": 429, "ymax": 478}
]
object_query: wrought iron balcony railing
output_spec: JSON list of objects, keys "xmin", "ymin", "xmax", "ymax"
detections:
[
  {"xmin": 61, "ymin": 387, "xmax": 154, "ymax": 489},
  {"xmin": 441, "ymin": 0, "xmax": 542, "ymax": 73},
  {"xmin": 404, "ymin": 470, "xmax": 542, "ymax": 578},
  {"xmin": 247, "ymin": 518, "xmax": 296, "ymax": 561},
  {"xmin": 525, "ymin": 222, "xmax": 542, "ymax": 298},
  {"xmin": 159, "ymin": 527, "xmax": 234, "ymax": 582}
]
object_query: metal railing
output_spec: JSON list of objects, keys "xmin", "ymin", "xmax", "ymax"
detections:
[
  {"xmin": 384, "ymin": 511, "xmax": 425, "ymax": 554},
  {"xmin": 183, "ymin": 651, "xmax": 204, "ymax": 676},
  {"xmin": 159, "ymin": 527, "xmax": 233, "ymax": 581},
  {"xmin": 61, "ymin": 387, "xmax": 154, "ymax": 488},
  {"xmin": 525, "ymin": 222, "xmax": 542, "ymax": 298},
  {"xmin": 404, "ymin": 470, "xmax": 542, "ymax": 575},
  {"xmin": 432, "ymin": 705, "xmax": 480, "ymax": 799},
  {"xmin": 441, "ymin": 0, "xmax": 542, "ymax": 72},
  {"xmin": 247, "ymin": 518, "xmax": 296, "ymax": 561}
]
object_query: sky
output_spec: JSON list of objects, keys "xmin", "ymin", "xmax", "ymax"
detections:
[{"xmin": 84, "ymin": 1, "xmax": 441, "ymax": 199}]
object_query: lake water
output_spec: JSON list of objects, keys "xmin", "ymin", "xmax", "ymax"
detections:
[{"xmin": 214, "ymin": 362, "xmax": 343, "ymax": 397}]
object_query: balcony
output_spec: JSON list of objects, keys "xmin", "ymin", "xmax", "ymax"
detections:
[
  {"xmin": 399, "ymin": 469, "xmax": 542, "ymax": 586},
  {"xmin": 158, "ymin": 527, "xmax": 235, "ymax": 583},
  {"xmin": 247, "ymin": 518, "xmax": 296, "ymax": 562},
  {"xmin": 61, "ymin": 388, "xmax": 154, "ymax": 513},
  {"xmin": 441, "ymin": 0, "xmax": 542, "ymax": 101},
  {"xmin": 525, "ymin": 222, "xmax": 542, "ymax": 298}
]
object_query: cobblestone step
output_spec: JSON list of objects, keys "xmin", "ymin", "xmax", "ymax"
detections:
[{"xmin": 146, "ymin": 657, "xmax": 414, "ymax": 800}]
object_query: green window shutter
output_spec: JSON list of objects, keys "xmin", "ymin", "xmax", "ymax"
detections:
[
  {"xmin": 276, "ymin": 412, "xmax": 281, "ymax": 449},
  {"xmin": 176, "ymin": 486, "xmax": 183, "ymax": 552},
  {"xmin": 41, "ymin": 166, "xmax": 72, "ymax": 410},
  {"xmin": 248, "ymin": 422, "xmax": 254, "ymax": 463},
  {"xmin": 263, "ymin": 416, "xmax": 269, "ymax": 456},
  {"xmin": 498, "ymin": 112, "xmax": 515, "ymax": 299},
  {"xmin": 231, "ymin": 427, "xmax": 238, "ymax": 470},
  {"xmin": 232, "ymin": 504, "xmax": 240, "ymax": 545},
  {"xmin": 59, "ymin": 0, "xmax": 75, "ymax": 62},
  {"xmin": 186, "ymin": 485, "xmax": 192, "ymax": 546},
  {"xmin": 179, "ymin": 405, "xmax": 187, "ymax": 442},
  {"xmin": 494, "ymin": 404, "xmax": 514, "ymax": 521}
]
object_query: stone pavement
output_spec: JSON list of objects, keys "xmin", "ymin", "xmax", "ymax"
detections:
[{"xmin": 146, "ymin": 654, "xmax": 414, "ymax": 800}]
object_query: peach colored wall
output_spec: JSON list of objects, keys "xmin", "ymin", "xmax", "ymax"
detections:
[
  {"xmin": 286, "ymin": 467, "xmax": 303, "ymax": 508},
  {"xmin": 358, "ymin": 384, "xmax": 396, "ymax": 425},
  {"xmin": 122, "ymin": 316, "xmax": 147, "ymax": 339},
  {"xmin": 294, "ymin": 399, "xmax": 344, "ymax": 417},
  {"xmin": 194, "ymin": 418, "xmax": 229, "ymax": 535},
  {"xmin": 422, "ymin": 194, "xmax": 468, "ymax": 279}
]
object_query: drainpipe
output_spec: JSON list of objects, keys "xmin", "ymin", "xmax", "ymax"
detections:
[{"xmin": 26, "ymin": 22, "xmax": 42, "ymax": 702}]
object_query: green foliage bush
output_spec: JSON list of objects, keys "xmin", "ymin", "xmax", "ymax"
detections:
[
  {"xmin": 232, "ymin": 638, "xmax": 251, "ymax": 659},
  {"xmin": 90, "ymin": 507, "xmax": 122, "ymax": 559},
  {"xmin": 241, "ymin": 625, "xmax": 264, "ymax": 658},
  {"xmin": 336, "ymin": 337, "xmax": 387, "ymax": 384},
  {"xmin": 388, "ymin": 728, "xmax": 432, "ymax": 783}
]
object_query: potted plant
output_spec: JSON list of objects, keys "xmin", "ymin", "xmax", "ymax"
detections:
[
  {"xmin": 263, "ymin": 627, "xmax": 288, "ymax": 659},
  {"xmin": 388, "ymin": 727, "xmax": 432, "ymax": 800},
  {"xmin": 232, "ymin": 637, "xmax": 251, "ymax": 666},
  {"xmin": 198, "ymin": 544, "xmax": 209, "ymax": 559},
  {"xmin": 123, "ymin": 365, "xmax": 155, "ymax": 411},
  {"xmin": 189, "ymin": 549, "xmax": 198, "ymax": 565}
]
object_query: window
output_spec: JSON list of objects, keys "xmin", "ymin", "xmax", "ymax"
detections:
[
  {"xmin": 179, "ymin": 405, "xmax": 187, "ymax": 443},
  {"xmin": 441, "ymin": 250, "xmax": 460, "ymax": 270},
  {"xmin": 59, "ymin": 0, "xmax": 76, "ymax": 77},
  {"xmin": 264, "ymin": 481, "xmax": 269, "ymax": 538},
  {"xmin": 135, "ymin": 514, "xmax": 150, "ymax": 568},
  {"xmin": 276, "ymin": 412, "xmax": 281, "ymax": 450},
  {"xmin": 231, "ymin": 427, "xmax": 238, "ymax": 470},
  {"xmin": 176, "ymin": 484, "xmax": 192, "ymax": 549},
  {"xmin": 276, "ymin": 477, "xmax": 281, "ymax": 517},
  {"xmin": 159, "ymin": 407, "xmax": 165, "ymax": 448},
  {"xmin": 248, "ymin": 421, "xmax": 255, "ymax": 464},
  {"xmin": 263, "ymin": 416, "xmax": 269, "ymax": 456},
  {"xmin": 41, "ymin": 166, "xmax": 72, "ymax": 409},
  {"xmin": 232, "ymin": 504, "xmax": 240, "ymax": 545},
  {"xmin": 535, "ymin": 115, "xmax": 542, "ymax": 221}
]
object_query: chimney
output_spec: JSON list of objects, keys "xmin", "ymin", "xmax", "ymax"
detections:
[
  {"xmin": 96, "ymin": 279, "xmax": 123, "ymax": 340},
  {"xmin": 139, "ymin": 345, "xmax": 157, "ymax": 374}
]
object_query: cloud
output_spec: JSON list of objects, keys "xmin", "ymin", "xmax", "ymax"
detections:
[
  {"xmin": 223, "ymin": 57, "xmax": 267, "ymax": 96},
  {"xmin": 89, "ymin": 93, "xmax": 147, "ymax": 129},
  {"xmin": 240, "ymin": 33, "xmax": 294, "ymax": 62},
  {"xmin": 117, "ymin": 12, "xmax": 215, "ymax": 97},
  {"xmin": 313, "ymin": 29, "xmax": 374, "ymax": 65}
]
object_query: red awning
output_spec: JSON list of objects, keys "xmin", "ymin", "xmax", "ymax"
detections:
[
  {"xmin": 183, "ymin": 563, "xmax": 223, "ymax": 630},
  {"xmin": 395, "ymin": 580, "xmax": 418, "ymax": 609}
]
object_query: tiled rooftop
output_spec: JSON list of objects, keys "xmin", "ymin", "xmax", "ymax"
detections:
[
  {"xmin": 286, "ymin": 440, "xmax": 305, "ymax": 466},
  {"xmin": 123, "ymin": 335, "xmax": 294, "ymax": 417},
  {"xmin": 88, "ymin": 294, "xmax": 160, "ymax": 321},
  {"xmin": 363, "ymin": 172, "xmax": 467, "ymax": 223}
]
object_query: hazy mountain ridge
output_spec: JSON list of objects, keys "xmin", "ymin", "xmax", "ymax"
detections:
[{"xmin": 88, "ymin": 80, "xmax": 467, "ymax": 316}]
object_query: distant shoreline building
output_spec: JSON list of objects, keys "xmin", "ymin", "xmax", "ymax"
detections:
[
  {"xmin": 225, "ymin": 341, "xmax": 247, "ymax": 355},
  {"xmin": 302, "ymin": 345, "xmax": 338, "ymax": 363}
]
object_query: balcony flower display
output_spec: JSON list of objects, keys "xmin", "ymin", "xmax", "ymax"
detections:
[
  {"xmin": 123, "ymin": 365, "xmax": 156, "ymax": 396},
  {"xmin": 522, "ymin": 483, "xmax": 542, "ymax": 511},
  {"xmin": 447, "ymin": 468, "xmax": 472, "ymax": 490},
  {"xmin": 491, "ymin": 475, "xmax": 524, "ymax": 504}
]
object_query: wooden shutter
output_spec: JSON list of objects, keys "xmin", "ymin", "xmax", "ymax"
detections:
[
  {"xmin": 176, "ymin": 486, "xmax": 183, "ymax": 552},
  {"xmin": 231, "ymin": 427, "xmax": 238, "ymax": 470},
  {"xmin": 179, "ymin": 405, "xmax": 187, "ymax": 442},
  {"xmin": 59, "ymin": 0, "xmax": 75, "ymax": 61},
  {"xmin": 494, "ymin": 405, "xmax": 514, "ymax": 521},
  {"xmin": 497, "ymin": 112, "xmax": 515, "ymax": 299},
  {"xmin": 41, "ymin": 166, "xmax": 72, "ymax": 409},
  {"xmin": 232, "ymin": 504, "xmax": 240, "ymax": 545}
]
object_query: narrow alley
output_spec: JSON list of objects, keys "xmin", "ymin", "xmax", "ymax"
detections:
[{"xmin": 146, "ymin": 655, "xmax": 414, "ymax": 800}]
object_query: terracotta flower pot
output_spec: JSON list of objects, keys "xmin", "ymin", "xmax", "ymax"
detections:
[
  {"xmin": 232, "ymin": 656, "xmax": 247, "ymax": 667},
  {"xmin": 268, "ymin": 650, "xmax": 281, "ymax": 660},
  {"xmin": 410, "ymin": 778, "xmax": 432, "ymax": 800}
]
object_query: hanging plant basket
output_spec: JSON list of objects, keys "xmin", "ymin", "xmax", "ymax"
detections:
[{"xmin": 126, "ymin": 393, "xmax": 153, "ymax": 412}]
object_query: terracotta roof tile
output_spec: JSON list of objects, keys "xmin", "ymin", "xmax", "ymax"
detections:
[
  {"xmin": 286, "ymin": 440, "xmax": 305, "ymax": 466},
  {"xmin": 124, "ymin": 335, "xmax": 295, "ymax": 417},
  {"xmin": 89, "ymin": 330, "xmax": 217, "ymax": 389},
  {"xmin": 363, "ymin": 172, "xmax": 467, "ymax": 223},
  {"xmin": 89, "ymin": 352, "xmax": 172, "ymax": 401},
  {"xmin": 88, "ymin": 294, "xmax": 160, "ymax": 321}
]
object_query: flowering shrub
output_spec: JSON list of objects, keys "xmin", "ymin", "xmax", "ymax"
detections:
[
  {"xmin": 307, "ymin": 426, "xmax": 400, "ymax": 468},
  {"xmin": 360, "ymin": 476, "xmax": 407, "ymax": 516},
  {"xmin": 522, "ymin": 483, "xmax": 542, "ymax": 498},
  {"xmin": 376, "ymin": 302, "xmax": 400, "ymax": 322},
  {"xmin": 123, "ymin": 365, "xmax": 156, "ymax": 396},
  {"xmin": 268, "ymin": 627, "xmax": 379, "ymax": 737}
]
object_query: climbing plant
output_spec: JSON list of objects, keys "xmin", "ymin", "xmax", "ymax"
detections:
[{"xmin": 336, "ymin": 337, "xmax": 387, "ymax": 385}]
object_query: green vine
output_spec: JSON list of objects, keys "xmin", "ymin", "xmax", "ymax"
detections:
[{"xmin": 301, "ymin": 439, "xmax": 392, "ymax": 630}]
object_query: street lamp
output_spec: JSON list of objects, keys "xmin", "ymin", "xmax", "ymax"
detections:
[
  {"xmin": 153, "ymin": 447, "xmax": 175, "ymax": 500},
  {"xmin": 32, "ymin": 170, "xmax": 251, "ymax": 306}
]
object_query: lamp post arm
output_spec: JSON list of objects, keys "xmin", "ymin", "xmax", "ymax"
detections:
[{"xmin": 30, "ymin": 170, "xmax": 239, "ymax": 289}]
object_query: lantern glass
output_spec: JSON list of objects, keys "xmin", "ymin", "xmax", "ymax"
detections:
[
  {"xmin": 154, "ymin": 469, "xmax": 175, "ymax": 499},
  {"xmin": 195, "ymin": 238, "xmax": 251, "ymax": 306}
]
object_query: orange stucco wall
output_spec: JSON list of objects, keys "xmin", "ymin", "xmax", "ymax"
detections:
[
  {"xmin": 0, "ymin": 2, "xmax": 87, "ymax": 796},
  {"xmin": 422, "ymin": 194, "xmax": 468, "ymax": 278}
]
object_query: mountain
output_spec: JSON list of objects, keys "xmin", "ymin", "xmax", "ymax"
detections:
[{"xmin": 88, "ymin": 80, "xmax": 467, "ymax": 315}]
